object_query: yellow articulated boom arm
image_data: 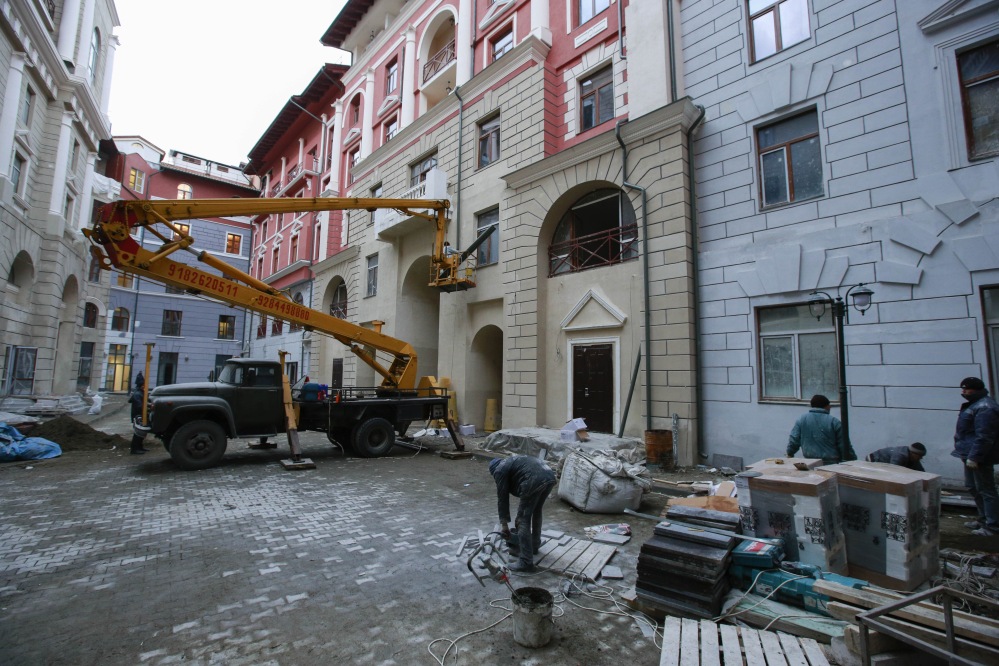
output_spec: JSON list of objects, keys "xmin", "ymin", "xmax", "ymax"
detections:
[{"xmin": 83, "ymin": 196, "xmax": 455, "ymax": 391}]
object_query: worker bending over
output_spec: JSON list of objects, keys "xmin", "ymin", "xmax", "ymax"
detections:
[
  {"xmin": 489, "ymin": 456, "xmax": 556, "ymax": 573},
  {"xmin": 866, "ymin": 443, "xmax": 926, "ymax": 471}
]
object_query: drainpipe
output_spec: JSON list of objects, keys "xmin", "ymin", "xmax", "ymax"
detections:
[
  {"xmin": 666, "ymin": 1, "xmax": 677, "ymax": 102},
  {"xmin": 618, "ymin": 0, "xmax": 626, "ymax": 59},
  {"xmin": 615, "ymin": 121, "xmax": 651, "ymax": 433},
  {"xmin": 687, "ymin": 104, "xmax": 707, "ymax": 458},
  {"xmin": 453, "ymin": 86, "xmax": 465, "ymax": 250}
]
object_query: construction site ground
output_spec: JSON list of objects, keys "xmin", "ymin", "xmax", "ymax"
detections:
[{"xmin": 2, "ymin": 397, "xmax": 997, "ymax": 664}]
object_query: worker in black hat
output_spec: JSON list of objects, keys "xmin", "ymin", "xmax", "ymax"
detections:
[
  {"xmin": 953, "ymin": 377, "xmax": 999, "ymax": 536},
  {"xmin": 127, "ymin": 373, "xmax": 149, "ymax": 455},
  {"xmin": 865, "ymin": 442, "xmax": 926, "ymax": 471}
]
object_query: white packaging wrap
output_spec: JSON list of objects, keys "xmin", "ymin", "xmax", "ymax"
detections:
[{"xmin": 557, "ymin": 451, "xmax": 650, "ymax": 513}]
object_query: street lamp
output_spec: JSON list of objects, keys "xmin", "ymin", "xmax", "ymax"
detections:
[{"xmin": 807, "ymin": 283, "xmax": 875, "ymax": 451}]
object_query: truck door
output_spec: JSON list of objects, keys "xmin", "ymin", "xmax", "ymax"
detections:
[{"xmin": 234, "ymin": 365, "xmax": 284, "ymax": 435}]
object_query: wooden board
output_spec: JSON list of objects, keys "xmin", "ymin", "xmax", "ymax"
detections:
[
  {"xmin": 533, "ymin": 536, "xmax": 616, "ymax": 581},
  {"xmin": 813, "ymin": 581, "xmax": 999, "ymax": 646},
  {"xmin": 659, "ymin": 621, "xmax": 831, "ymax": 665}
]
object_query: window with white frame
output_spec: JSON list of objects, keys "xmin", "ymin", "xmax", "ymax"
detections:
[
  {"xmin": 385, "ymin": 59, "xmax": 398, "ymax": 95},
  {"xmin": 748, "ymin": 0, "xmax": 810, "ymax": 63},
  {"xmin": 958, "ymin": 39, "xmax": 999, "ymax": 160},
  {"xmin": 226, "ymin": 233, "xmax": 241, "ymax": 254},
  {"xmin": 384, "ymin": 117, "xmax": 398, "ymax": 142},
  {"xmin": 11, "ymin": 153, "xmax": 27, "ymax": 197},
  {"xmin": 476, "ymin": 208, "xmax": 500, "ymax": 266},
  {"xmin": 128, "ymin": 168, "xmax": 145, "ymax": 193},
  {"xmin": 290, "ymin": 235, "xmax": 299, "ymax": 263},
  {"xmin": 111, "ymin": 307, "xmax": 130, "ymax": 332},
  {"xmin": 89, "ymin": 29, "xmax": 101, "ymax": 81},
  {"xmin": 348, "ymin": 148, "xmax": 360, "ymax": 183},
  {"xmin": 578, "ymin": 0, "xmax": 610, "ymax": 26},
  {"xmin": 758, "ymin": 304, "xmax": 837, "ymax": 401},
  {"xmin": 177, "ymin": 183, "xmax": 193, "ymax": 199},
  {"xmin": 478, "ymin": 114, "xmax": 501, "ymax": 168},
  {"xmin": 88, "ymin": 256, "xmax": 102, "ymax": 283},
  {"xmin": 757, "ymin": 109, "xmax": 823, "ymax": 207},
  {"xmin": 366, "ymin": 254, "xmax": 378, "ymax": 297},
  {"xmin": 580, "ymin": 66, "xmax": 614, "ymax": 131},
  {"xmin": 173, "ymin": 223, "xmax": 190, "ymax": 241},
  {"xmin": 491, "ymin": 27, "xmax": 513, "ymax": 61},
  {"xmin": 19, "ymin": 86, "xmax": 34, "ymax": 126}
]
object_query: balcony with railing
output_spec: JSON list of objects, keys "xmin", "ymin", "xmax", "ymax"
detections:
[
  {"xmin": 268, "ymin": 157, "xmax": 321, "ymax": 198},
  {"xmin": 548, "ymin": 224, "xmax": 639, "ymax": 276},
  {"xmin": 423, "ymin": 40, "xmax": 456, "ymax": 83},
  {"xmin": 374, "ymin": 167, "xmax": 449, "ymax": 239}
]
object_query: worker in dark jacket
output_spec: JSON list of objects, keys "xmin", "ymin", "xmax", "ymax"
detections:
[
  {"xmin": 127, "ymin": 373, "xmax": 148, "ymax": 455},
  {"xmin": 786, "ymin": 394, "xmax": 856, "ymax": 465},
  {"xmin": 866, "ymin": 443, "xmax": 926, "ymax": 471},
  {"xmin": 953, "ymin": 377, "xmax": 999, "ymax": 536},
  {"xmin": 489, "ymin": 456, "xmax": 556, "ymax": 572}
]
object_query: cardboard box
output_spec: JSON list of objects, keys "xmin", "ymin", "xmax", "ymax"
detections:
[
  {"xmin": 736, "ymin": 469, "xmax": 847, "ymax": 574},
  {"xmin": 818, "ymin": 461, "xmax": 941, "ymax": 591},
  {"xmin": 560, "ymin": 418, "xmax": 589, "ymax": 442},
  {"xmin": 747, "ymin": 457, "xmax": 824, "ymax": 471},
  {"xmin": 666, "ymin": 495, "xmax": 740, "ymax": 514}
]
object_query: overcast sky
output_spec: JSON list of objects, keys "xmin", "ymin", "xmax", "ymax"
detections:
[{"xmin": 108, "ymin": 0, "xmax": 350, "ymax": 167}]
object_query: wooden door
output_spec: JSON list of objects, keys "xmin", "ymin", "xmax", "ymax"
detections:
[
  {"xmin": 330, "ymin": 358, "xmax": 343, "ymax": 389},
  {"xmin": 572, "ymin": 344, "xmax": 613, "ymax": 433}
]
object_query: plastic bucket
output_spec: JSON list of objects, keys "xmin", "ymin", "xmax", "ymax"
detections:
[
  {"xmin": 644, "ymin": 429, "xmax": 674, "ymax": 469},
  {"xmin": 512, "ymin": 586, "xmax": 553, "ymax": 648}
]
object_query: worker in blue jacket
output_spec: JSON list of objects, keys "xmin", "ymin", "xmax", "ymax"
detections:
[
  {"xmin": 489, "ymin": 456, "xmax": 556, "ymax": 573},
  {"xmin": 786, "ymin": 394, "xmax": 856, "ymax": 465},
  {"xmin": 953, "ymin": 377, "xmax": 999, "ymax": 536}
]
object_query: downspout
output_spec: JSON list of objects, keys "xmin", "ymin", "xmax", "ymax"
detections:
[
  {"xmin": 615, "ymin": 120, "xmax": 651, "ymax": 433},
  {"xmin": 618, "ymin": 0, "xmax": 626, "ymax": 59},
  {"xmin": 666, "ymin": 1, "xmax": 677, "ymax": 102},
  {"xmin": 687, "ymin": 104, "xmax": 707, "ymax": 458},
  {"xmin": 453, "ymin": 86, "xmax": 465, "ymax": 250}
]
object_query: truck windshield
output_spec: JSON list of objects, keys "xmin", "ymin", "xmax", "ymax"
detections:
[{"xmin": 217, "ymin": 364, "xmax": 240, "ymax": 385}]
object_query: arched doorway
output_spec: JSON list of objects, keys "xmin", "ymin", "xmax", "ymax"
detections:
[
  {"xmin": 54, "ymin": 276, "xmax": 81, "ymax": 393},
  {"xmin": 398, "ymin": 257, "xmax": 440, "ymax": 381},
  {"xmin": 466, "ymin": 325, "xmax": 503, "ymax": 430}
]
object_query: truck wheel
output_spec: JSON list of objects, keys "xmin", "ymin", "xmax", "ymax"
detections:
[
  {"xmin": 353, "ymin": 418, "xmax": 396, "ymax": 457},
  {"xmin": 169, "ymin": 420, "xmax": 227, "ymax": 470}
]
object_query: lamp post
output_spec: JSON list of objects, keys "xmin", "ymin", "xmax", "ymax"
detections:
[{"xmin": 807, "ymin": 283, "xmax": 875, "ymax": 451}]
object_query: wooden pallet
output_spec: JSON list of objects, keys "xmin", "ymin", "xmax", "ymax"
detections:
[
  {"xmin": 660, "ymin": 617, "xmax": 830, "ymax": 666},
  {"xmin": 533, "ymin": 536, "xmax": 616, "ymax": 581}
]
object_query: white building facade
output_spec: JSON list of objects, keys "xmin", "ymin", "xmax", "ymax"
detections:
[{"xmin": 683, "ymin": 0, "xmax": 999, "ymax": 474}]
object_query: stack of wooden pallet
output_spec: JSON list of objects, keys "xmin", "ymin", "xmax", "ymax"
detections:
[
  {"xmin": 637, "ymin": 522, "xmax": 735, "ymax": 618},
  {"xmin": 816, "ymin": 579, "xmax": 999, "ymax": 664},
  {"xmin": 659, "ymin": 616, "xmax": 831, "ymax": 665}
]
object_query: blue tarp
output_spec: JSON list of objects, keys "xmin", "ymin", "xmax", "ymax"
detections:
[{"xmin": 0, "ymin": 422, "xmax": 62, "ymax": 462}]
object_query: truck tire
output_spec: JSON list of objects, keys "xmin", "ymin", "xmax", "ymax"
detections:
[
  {"xmin": 353, "ymin": 418, "xmax": 396, "ymax": 458},
  {"xmin": 169, "ymin": 420, "xmax": 228, "ymax": 470}
]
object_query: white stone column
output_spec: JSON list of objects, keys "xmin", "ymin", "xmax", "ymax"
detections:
[
  {"xmin": 49, "ymin": 111, "xmax": 75, "ymax": 215},
  {"xmin": 99, "ymin": 35, "xmax": 119, "ymax": 115},
  {"xmin": 329, "ymin": 102, "xmax": 343, "ymax": 191},
  {"xmin": 79, "ymin": 153, "xmax": 97, "ymax": 231},
  {"xmin": 297, "ymin": 138, "xmax": 305, "ymax": 171},
  {"xmin": 530, "ymin": 0, "xmax": 552, "ymax": 45},
  {"xmin": 0, "ymin": 53, "xmax": 26, "ymax": 179},
  {"xmin": 456, "ymin": 0, "xmax": 473, "ymax": 85},
  {"xmin": 57, "ymin": 0, "xmax": 84, "ymax": 65},
  {"xmin": 401, "ymin": 28, "xmax": 416, "ymax": 128},
  {"xmin": 361, "ymin": 69, "xmax": 375, "ymax": 156},
  {"xmin": 319, "ymin": 112, "xmax": 328, "ymax": 172},
  {"xmin": 74, "ymin": 0, "xmax": 98, "ymax": 79}
]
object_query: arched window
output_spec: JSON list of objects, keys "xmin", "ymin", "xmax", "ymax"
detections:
[
  {"xmin": 88, "ymin": 256, "xmax": 102, "ymax": 282},
  {"xmin": 83, "ymin": 303, "xmax": 98, "ymax": 328},
  {"xmin": 88, "ymin": 29, "xmax": 100, "ymax": 81},
  {"xmin": 548, "ymin": 188, "xmax": 638, "ymax": 276},
  {"xmin": 111, "ymin": 307, "xmax": 130, "ymax": 332},
  {"xmin": 177, "ymin": 183, "xmax": 193, "ymax": 199},
  {"xmin": 330, "ymin": 282, "xmax": 348, "ymax": 319}
]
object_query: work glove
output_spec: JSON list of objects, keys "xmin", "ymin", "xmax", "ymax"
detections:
[
  {"xmin": 966, "ymin": 459, "xmax": 980, "ymax": 470},
  {"xmin": 500, "ymin": 524, "xmax": 511, "ymax": 541}
]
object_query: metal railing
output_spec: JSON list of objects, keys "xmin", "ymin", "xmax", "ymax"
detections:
[
  {"xmin": 548, "ymin": 223, "xmax": 639, "ymax": 276},
  {"xmin": 423, "ymin": 40, "xmax": 456, "ymax": 82}
]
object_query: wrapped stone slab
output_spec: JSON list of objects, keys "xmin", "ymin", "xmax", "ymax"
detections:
[
  {"xmin": 818, "ymin": 461, "xmax": 941, "ymax": 591},
  {"xmin": 735, "ymin": 469, "xmax": 847, "ymax": 574}
]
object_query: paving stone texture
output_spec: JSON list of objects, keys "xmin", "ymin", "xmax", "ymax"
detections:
[{"xmin": 0, "ymin": 411, "xmax": 662, "ymax": 665}]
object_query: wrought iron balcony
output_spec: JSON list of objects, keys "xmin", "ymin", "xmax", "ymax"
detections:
[{"xmin": 548, "ymin": 224, "xmax": 639, "ymax": 276}]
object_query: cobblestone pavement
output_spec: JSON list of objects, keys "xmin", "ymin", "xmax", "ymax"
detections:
[{"xmin": 0, "ymin": 424, "xmax": 664, "ymax": 665}]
